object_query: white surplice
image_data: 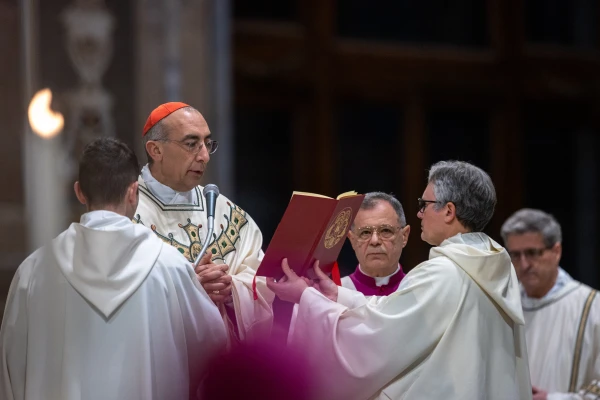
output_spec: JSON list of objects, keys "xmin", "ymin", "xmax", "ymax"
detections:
[
  {"xmin": 289, "ymin": 233, "xmax": 532, "ymax": 400},
  {"xmin": 0, "ymin": 211, "xmax": 227, "ymax": 400},
  {"xmin": 523, "ymin": 268, "xmax": 600, "ymax": 400},
  {"xmin": 134, "ymin": 166, "xmax": 274, "ymax": 341}
]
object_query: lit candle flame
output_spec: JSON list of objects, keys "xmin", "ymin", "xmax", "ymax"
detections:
[{"xmin": 28, "ymin": 88, "xmax": 64, "ymax": 139}]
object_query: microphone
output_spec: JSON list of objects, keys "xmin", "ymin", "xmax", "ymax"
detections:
[
  {"xmin": 194, "ymin": 184, "xmax": 220, "ymax": 267},
  {"xmin": 203, "ymin": 184, "xmax": 219, "ymax": 231}
]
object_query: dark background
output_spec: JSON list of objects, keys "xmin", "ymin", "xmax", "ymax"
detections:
[{"xmin": 1, "ymin": 0, "xmax": 599, "ymax": 307}]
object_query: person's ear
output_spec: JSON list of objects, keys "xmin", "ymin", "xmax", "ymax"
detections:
[
  {"xmin": 145, "ymin": 141, "xmax": 163, "ymax": 163},
  {"xmin": 74, "ymin": 181, "xmax": 87, "ymax": 205},
  {"xmin": 552, "ymin": 242, "xmax": 562, "ymax": 264},
  {"xmin": 443, "ymin": 202, "xmax": 457, "ymax": 224},
  {"xmin": 127, "ymin": 182, "xmax": 139, "ymax": 206},
  {"xmin": 400, "ymin": 225, "xmax": 410, "ymax": 248},
  {"xmin": 348, "ymin": 230, "xmax": 358, "ymax": 250}
]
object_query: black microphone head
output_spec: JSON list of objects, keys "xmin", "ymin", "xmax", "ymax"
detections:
[{"xmin": 203, "ymin": 184, "xmax": 220, "ymax": 199}]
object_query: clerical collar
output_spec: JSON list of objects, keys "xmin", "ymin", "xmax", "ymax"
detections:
[
  {"xmin": 357, "ymin": 264, "xmax": 402, "ymax": 287},
  {"xmin": 141, "ymin": 164, "xmax": 198, "ymax": 205},
  {"xmin": 520, "ymin": 267, "xmax": 573, "ymax": 309}
]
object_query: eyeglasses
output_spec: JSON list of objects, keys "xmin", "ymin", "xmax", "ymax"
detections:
[
  {"xmin": 417, "ymin": 198, "xmax": 441, "ymax": 213},
  {"xmin": 159, "ymin": 138, "xmax": 219, "ymax": 155},
  {"xmin": 508, "ymin": 247, "xmax": 552, "ymax": 262},
  {"xmin": 352, "ymin": 225, "xmax": 402, "ymax": 242}
]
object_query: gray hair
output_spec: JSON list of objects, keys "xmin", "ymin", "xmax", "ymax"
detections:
[
  {"xmin": 500, "ymin": 208, "xmax": 562, "ymax": 247},
  {"xmin": 143, "ymin": 106, "xmax": 199, "ymax": 164},
  {"xmin": 428, "ymin": 160, "xmax": 496, "ymax": 232},
  {"xmin": 358, "ymin": 192, "xmax": 407, "ymax": 227}
]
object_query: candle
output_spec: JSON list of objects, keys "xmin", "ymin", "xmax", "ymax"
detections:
[{"xmin": 26, "ymin": 88, "xmax": 67, "ymax": 250}]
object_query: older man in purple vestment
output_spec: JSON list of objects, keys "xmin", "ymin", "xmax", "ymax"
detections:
[{"xmin": 341, "ymin": 192, "xmax": 411, "ymax": 296}]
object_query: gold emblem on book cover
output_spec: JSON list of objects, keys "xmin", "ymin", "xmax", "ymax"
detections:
[{"xmin": 324, "ymin": 207, "xmax": 352, "ymax": 249}]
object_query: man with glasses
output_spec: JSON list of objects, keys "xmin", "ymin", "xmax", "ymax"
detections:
[
  {"xmin": 502, "ymin": 208, "xmax": 600, "ymax": 400},
  {"xmin": 342, "ymin": 192, "xmax": 410, "ymax": 296},
  {"xmin": 267, "ymin": 160, "xmax": 531, "ymax": 400},
  {"xmin": 135, "ymin": 102, "xmax": 274, "ymax": 342}
]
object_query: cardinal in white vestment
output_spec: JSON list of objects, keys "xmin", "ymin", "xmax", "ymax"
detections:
[
  {"xmin": 502, "ymin": 208, "xmax": 600, "ymax": 400},
  {"xmin": 0, "ymin": 138, "xmax": 227, "ymax": 400},
  {"xmin": 136, "ymin": 102, "xmax": 274, "ymax": 342},
  {"xmin": 268, "ymin": 160, "xmax": 532, "ymax": 400}
]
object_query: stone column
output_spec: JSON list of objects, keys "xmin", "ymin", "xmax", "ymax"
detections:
[
  {"xmin": 1, "ymin": 0, "xmax": 27, "ymax": 316},
  {"xmin": 135, "ymin": 0, "xmax": 234, "ymax": 197}
]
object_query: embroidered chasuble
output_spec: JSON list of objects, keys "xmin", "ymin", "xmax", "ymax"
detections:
[
  {"xmin": 523, "ymin": 268, "xmax": 600, "ymax": 400},
  {"xmin": 341, "ymin": 264, "xmax": 405, "ymax": 296},
  {"xmin": 134, "ymin": 173, "xmax": 274, "ymax": 341}
]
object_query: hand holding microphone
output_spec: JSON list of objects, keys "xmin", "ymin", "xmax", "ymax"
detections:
[
  {"xmin": 195, "ymin": 252, "xmax": 232, "ymax": 304},
  {"xmin": 193, "ymin": 184, "xmax": 233, "ymax": 305}
]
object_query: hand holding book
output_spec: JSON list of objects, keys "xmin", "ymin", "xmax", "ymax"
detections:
[
  {"xmin": 266, "ymin": 258, "xmax": 339, "ymax": 304},
  {"xmin": 256, "ymin": 191, "xmax": 365, "ymax": 280}
]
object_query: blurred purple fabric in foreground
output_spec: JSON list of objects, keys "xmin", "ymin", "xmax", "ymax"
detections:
[{"xmin": 200, "ymin": 341, "xmax": 314, "ymax": 400}]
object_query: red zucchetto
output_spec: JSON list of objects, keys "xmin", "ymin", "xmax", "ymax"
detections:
[{"xmin": 142, "ymin": 102, "xmax": 189, "ymax": 136}]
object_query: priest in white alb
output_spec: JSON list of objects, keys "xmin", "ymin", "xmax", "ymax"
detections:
[
  {"xmin": 268, "ymin": 160, "xmax": 532, "ymax": 400},
  {"xmin": 502, "ymin": 208, "xmax": 600, "ymax": 400},
  {"xmin": 135, "ymin": 102, "xmax": 274, "ymax": 342},
  {"xmin": 0, "ymin": 138, "xmax": 227, "ymax": 400}
]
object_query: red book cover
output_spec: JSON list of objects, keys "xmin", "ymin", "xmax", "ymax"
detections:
[{"xmin": 257, "ymin": 192, "xmax": 365, "ymax": 280}]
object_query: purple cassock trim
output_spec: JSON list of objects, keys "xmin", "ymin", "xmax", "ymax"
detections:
[{"xmin": 349, "ymin": 264, "xmax": 405, "ymax": 296}]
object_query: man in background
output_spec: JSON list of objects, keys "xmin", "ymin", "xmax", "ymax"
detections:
[
  {"xmin": 0, "ymin": 138, "xmax": 227, "ymax": 400},
  {"xmin": 342, "ymin": 192, "xmax": 409, "ymax": 295},
  {"xmin": 502, "ymin": 208, "xmax": 600, "ymax": 400}
]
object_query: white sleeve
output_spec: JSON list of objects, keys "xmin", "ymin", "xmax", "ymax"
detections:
[
  {"xmin": 548, "ymin": 307, "xmax": 600, "ymax": 400},
  {"xmin": 227, "ymin": 215, "xmax": 275, "ymax": 340},
  {"xmin": 168, "ymin": 260, "xmax": 228, "ymax": 390},
  {"xmin": 0, "ymin": 257, "xmax": 36, "ymax": 400},
  {"xmin": 289, "ymin": 259, "xmax": 462, "ymax": 400},
  {"xmin": 548, "ymin": 394, "xmax": 581, "ymax": 400},
  {"xmin": 548, "ymin": 378, "xmax": 600, "ymax": 400},
  {"xmin": 336, "ymin": 286, "xmax": 369, "ymax": 308}
]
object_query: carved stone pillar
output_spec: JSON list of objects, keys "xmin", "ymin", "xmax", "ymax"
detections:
[
  {"xmin": 62, "ymin": 0, "xmax": 115, "ymax": 166},
  {"xmin": 135, "ymin": 0, "xmax": 234, "ymax": 197},
  {"xmin": 1, "ymin": 0, "xmax": 27, "ymax": 316}
]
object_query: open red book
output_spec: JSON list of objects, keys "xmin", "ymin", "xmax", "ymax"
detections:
[{"xmin": 257, "ymin": 191, "xmax": 365, "ymax": 281}]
